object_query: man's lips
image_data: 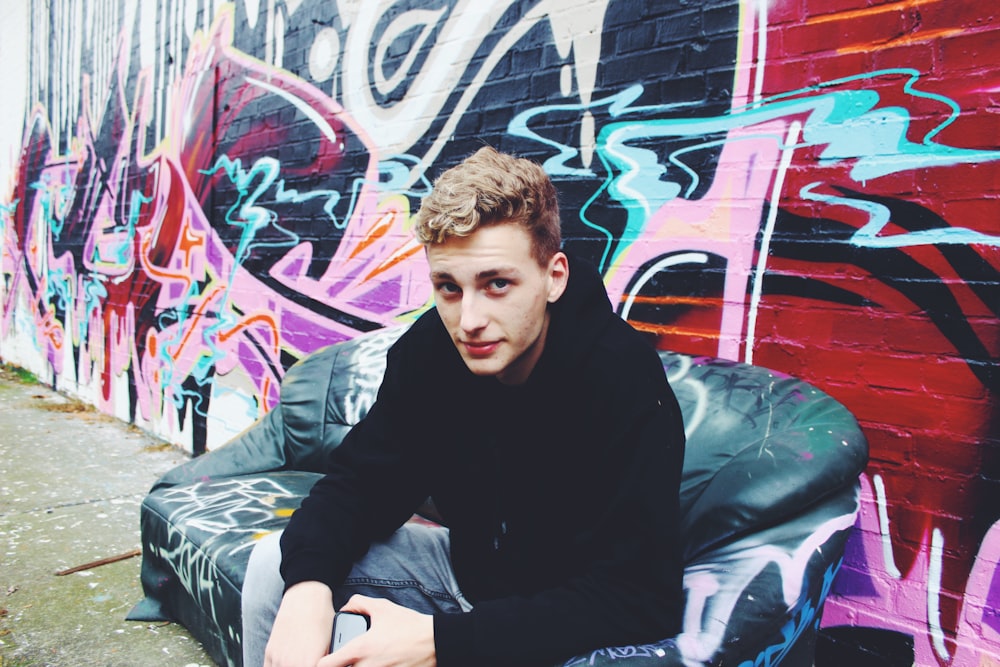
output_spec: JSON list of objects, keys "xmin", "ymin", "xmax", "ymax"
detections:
[{"xmin": 461, "ymin": 340, "xmax": 500, "ymax": 357}]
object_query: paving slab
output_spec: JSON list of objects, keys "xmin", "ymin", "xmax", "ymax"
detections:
[{"xmin": 0, "ymin": 365, "xmax": 216, "ymax": 666}]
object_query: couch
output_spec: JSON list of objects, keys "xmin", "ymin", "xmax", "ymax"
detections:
[{"xmin": 128, "ymin": 325, "xmax": 868, "ymax": 666}]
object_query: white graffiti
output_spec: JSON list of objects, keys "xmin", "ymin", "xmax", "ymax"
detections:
[
  {"xmin": 338, "ymin": 327, "xmax": 404, "ymax": 424},
  {"xmin": 661, "ymin": 353, "xmax": 709, "ymax": 440},
  {"xmin": 675, "ymin": 503, "xmax": 860, "ymax": 664},
  {"xmin": 149, "ymin": 476, "xmax": 302, "ymax": 665},
  {"xmin": 157, "ymin": 476, "xmax": 300, "ymax": 544},
  {"xmin": 338, "ymin": 0, "xmax": 611, "ymax": 185}
]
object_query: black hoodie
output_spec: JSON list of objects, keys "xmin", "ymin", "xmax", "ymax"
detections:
[{"xmin": 280, "ymin": 256, "xmax": 686, "ymax": 666}]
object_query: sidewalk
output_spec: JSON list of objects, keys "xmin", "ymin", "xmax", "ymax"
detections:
[{"xmin": 0, "ymin": 364, "xmax": 215, "ymax": 666}]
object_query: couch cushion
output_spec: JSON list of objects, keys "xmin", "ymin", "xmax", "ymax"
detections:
[{"xmin": 135, "ymin": 471, "xmax": 321, "ymax": 667}]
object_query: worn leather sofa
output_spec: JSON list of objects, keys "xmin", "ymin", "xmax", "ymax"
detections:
[{"xmin": 129, "ymin": 325, "xmax": 868, "ymax": 666}]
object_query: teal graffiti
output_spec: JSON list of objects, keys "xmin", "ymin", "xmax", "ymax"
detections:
[
  {"xmin": 509, "ymin": 68, "xmax": 1000, "ymax": 269},
  {"xmin": 800, "ymin": 182, "xmax": 1000, "ymax": 248},
  {"xmin": 154, "ymin": 281, "xmax": 220, "ymax": 417},
  {"xmin": 29, "ymin": 172, "xmax": 74, "ymax": 242},
  {"xmin": 90, "ymin": 189, "xmax": 152, "ymax": 269},
  {"xmin": 201, "ymin": 155, "xmax": 320, "ymax": 266},
  {"xmin": 77, "ymin": 273, "xmax": 107, "ymax": 344},
  {"xmin": 0, "ymin": 198, "xmax": 17, "ymax": 228},
  {"xmin": 378, "ymin": 154, "xmax": 434, "ymax": 200},
  {"xmin": 44, "ymin": 263, "xmax": 74, "ymax": 313}
]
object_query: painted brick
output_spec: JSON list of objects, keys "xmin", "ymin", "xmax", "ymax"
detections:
[
  {"xmin": 920, "ymin": 355, "xmax": 989, "ymax": 399},
  {"xmin": 802, "ymin": 0, "xmax": 870, "ymax": 19},
  {"xmin": 4, "ymin": 3, "xmax": 1000, "ymax": 666},
  {"xmin": 938, "ymin": 27, "xmax": 1000, "ymax": 73},
  {"xmin": 912, "ymin": 433, "xmax": 986, "ymax": 483},
  {"xmin": 851, "ymin": 386, "xmax": 960, "ymax": 431},
  {"xmin": 703, "ymin": 4, "xmax": 739, "ymax": 37},
  {"xmin": 862, "ymin": 423, "xmax": 914, "ymax": 466},
  {"xmin": 871, "ymin": 41, "xmax": 934, "ymax": 79},
  {"xmin": 614, "ymin": 20, "xmax": 657, "ymax": 54}
]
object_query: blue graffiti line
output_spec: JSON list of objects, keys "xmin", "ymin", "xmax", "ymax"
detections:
[
  {"xmin": 378, "ymin": 153, "xmax": 434, "ymax": 200},
  {"xmin": 737, "ymin": 557, "xmax": 843, "ymax": 667},
  {"xmin": 29, "ymin": 173, "xmax": 75, "ymax": 242},
  {"xmin": 800, "ymin": 182, "xmax": 1000, "ymax": 248},
  {"xmin": 0, "ymin": 197, "xmax": 17, "ymax": 221},
  {"xmin": 330, "ymin": 155, "xmax": 432, "ymax": 228},
  {"xmin": 0, "ymin": 199, "xmax": 13, "ymax": 244},
  {"xmin": 153, "ymin": 282, "xmax": 224, "ymax": 417},
  {"xmin": 203, "ymin": 153, "xmax": 430, "ymax": 269},
  {"xmin": 77, "ymin": 273, "xmax": 107, "ymax": 343},
  {"xmin": 89, "ymin": 188, "xmax": 153, "ymax": 268},
  {"xmin": 202, "ymin": 155, "xmax": 316, "ymax": 264},
  {"xmin": 40, "ymin": 268, "xmax": 106, "ymax": 352},
  {"xmin": 509, "ymin": 68, "xmax": 1000, "ymax": 269},
  {"xmin": 202, "ymin": 151, "xmax": 383, "ymax": 251},
  {"xmin": 45, "ymin": 264, "xmax": 75, "ymax": 312},
  {"xmin": 154, "ymin": 298, "xmax": 190, "ymax": 408}
]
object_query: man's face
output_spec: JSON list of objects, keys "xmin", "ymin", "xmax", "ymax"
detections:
[{"xmin": 427, "ymin": 224, "xmax": 568, "ymax": 385}]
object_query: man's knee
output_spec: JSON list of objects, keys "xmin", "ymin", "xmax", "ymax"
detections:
[
  {"xmin": 242, "ymin": 531, "xmax": 286, "ymax": 667},
  {"xmin": 243, "ymin": 531, "xmax": 284, "ymax": 614}
]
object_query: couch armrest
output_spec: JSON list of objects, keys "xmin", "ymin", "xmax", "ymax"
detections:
[
  {"xmin": 664, "ymin": 353, "xmax": 868, "ymax": 562},
  {"xmin": 151, "ymin": 405, "xmax": 288, "ymax": 492}
]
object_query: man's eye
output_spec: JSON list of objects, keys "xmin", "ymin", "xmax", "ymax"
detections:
[
  {"xmin": 437, "ymin": 283, "xmax": 460, "ymax": 295},
  {"xmin": 489, "ymin": 279, "xmax": 510, "ymax": 290}
]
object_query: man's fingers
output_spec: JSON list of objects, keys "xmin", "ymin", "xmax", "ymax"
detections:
[
  {"xmin": 340, "ymin": 593, "xmax": 381, "ymax": 616},
  {"xmin": 319, "ymin": 642, "xmax": 361, "ymax": 667}
]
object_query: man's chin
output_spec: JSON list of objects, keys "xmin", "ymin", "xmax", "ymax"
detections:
[{"xmin": 460, "ymin": 356, "xmax": 504, "ymax": 378}]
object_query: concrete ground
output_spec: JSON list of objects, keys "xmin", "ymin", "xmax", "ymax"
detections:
[{"xmin": 0, "ymin": 364, "xmax": 215, "ymax": 666}]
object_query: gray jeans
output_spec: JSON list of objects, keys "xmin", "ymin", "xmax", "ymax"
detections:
[{"xmin": 241, "ymin": 523, "xmax": 473, "ymax": 667}]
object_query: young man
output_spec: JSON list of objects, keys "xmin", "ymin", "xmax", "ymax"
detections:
[{"xmin": 242, "ymin": 147, "xmax": 686, "ymax": 667}]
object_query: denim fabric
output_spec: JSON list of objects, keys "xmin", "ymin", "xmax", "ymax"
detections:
[{"xmin": 241, "ymin": 523, "xmax": 472, "ymax": 667}]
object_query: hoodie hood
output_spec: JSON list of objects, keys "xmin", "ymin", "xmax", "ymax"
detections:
[{"xmin": 543, "ymin": 254, "xmax": 617, "ymax": 370}]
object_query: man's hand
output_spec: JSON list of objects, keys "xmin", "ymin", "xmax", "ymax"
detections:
[
  {"xmin": 264, "ymin": 581, "xmax": 336, "ymax": 667},
  {"xmin": 319, "ymin": 595, "xmax": 436, "ymax": 667}
]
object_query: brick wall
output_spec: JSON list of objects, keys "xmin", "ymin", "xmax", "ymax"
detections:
[{"xmin": 1, "ymin": 1, "xmax": 998, "ymax": 664}]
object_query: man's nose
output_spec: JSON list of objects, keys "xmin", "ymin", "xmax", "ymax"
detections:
[{"xmin": 460, "ymin": 293, "xmax": 488, "ymax": 332}]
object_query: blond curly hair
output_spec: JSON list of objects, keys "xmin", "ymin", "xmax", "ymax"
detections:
[{"xmin": 412, "ymin": 146, "xmax": 561, "ymax": 265}]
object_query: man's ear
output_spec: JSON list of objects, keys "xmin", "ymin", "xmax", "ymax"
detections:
[{"xmin": 546, "ymin": 252, "xmax": 569, "ymax": 303}]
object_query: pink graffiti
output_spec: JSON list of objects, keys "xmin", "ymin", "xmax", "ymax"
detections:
[
  {"xmin": 4, "ymin": 7, "xmax": 430, "ymax": 448},
  {"xmin": 823, "ymin": 475, "xmax": 1000, "ymax": 665}
]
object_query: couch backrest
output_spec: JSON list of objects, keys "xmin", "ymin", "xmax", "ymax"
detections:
[
  {"xmin": 154, "ymin": 325, "xmax": 868, "ymax": 562},
  {"xmin": 278, "ymin": 326, "xmax": 405, "ymax": 472},
  {"xmin": 149, "ymin": 327, "xmax": 407, "ymax": 492}
]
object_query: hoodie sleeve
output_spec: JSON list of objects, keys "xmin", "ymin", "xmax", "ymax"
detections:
[{"xmin": 279, "ymin": 337, "xmax": 433, "ymax": 592}]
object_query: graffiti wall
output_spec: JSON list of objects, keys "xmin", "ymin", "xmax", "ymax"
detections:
[{"xmin": 0, "ymin": 0, "xmax": 997, "ymax": 664}]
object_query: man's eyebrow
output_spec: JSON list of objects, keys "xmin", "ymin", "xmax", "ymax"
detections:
[
  {"xmin": 475, "ymin": 267, "xmax": 519, "ymax": 280},
  {"xmin": 430, "ymin": 267, "xmax": 521, "ymax": 281}
]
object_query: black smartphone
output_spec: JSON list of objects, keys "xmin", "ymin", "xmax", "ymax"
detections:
[{"xmin": 330, "ymin": 611, "xmax": 370, "ymax": 653}]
